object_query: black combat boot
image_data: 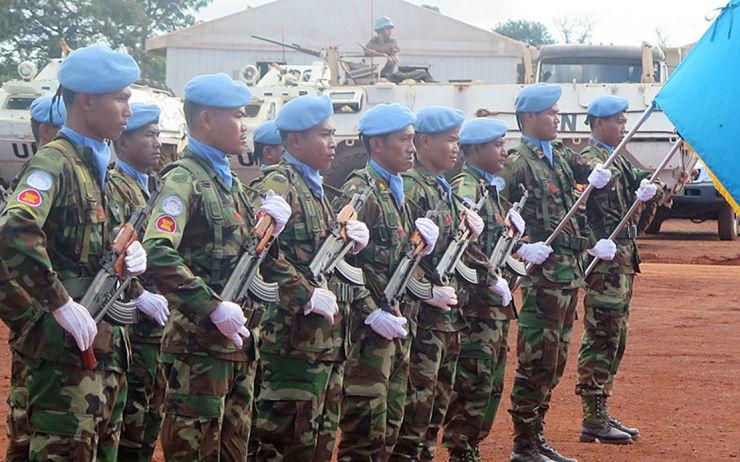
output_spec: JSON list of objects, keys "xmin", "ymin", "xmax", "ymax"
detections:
[
  {"xmin": 511, "ymin": 421, "xmax": 554, "ymax": 462},
  {"xmin": 449, "ymin": 445, "xmax": 481, "ymax": 462},
  {"xmin": 579, "ymin": 395, "xmax": 633, "ymax": 445},
  {"xmin": 607, "ymin": 413, "xmax": 641, "ymax": 440},
  {"xmin": 534, "ymin": 418, "xmax": 578, "ymax": 462}
]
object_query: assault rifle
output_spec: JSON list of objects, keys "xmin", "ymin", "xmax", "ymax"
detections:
[
  {"xmin": 489, "ymin": 185, "xmax": 529, "ymax": 278},
  {"xmin": 79, "ymin": 200, "xmax": 156, "ymax": 369},
  {"xmin": 309, "ymin": 178, "xmax": 375, "ymax": 286},
  {"xmin": 220, "ymin": 210, "xmax": 281, "ymax": 305},
  {"xmin": 433, "ymin": 191, "xmax": 489, "ymax": 285},
  {"xmin": 380, "ymin": 202, "xmax": 445, "ymax": 315}
]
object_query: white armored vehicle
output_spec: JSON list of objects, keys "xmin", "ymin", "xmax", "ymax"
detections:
[{"xmin": 0, "ymin": 57, "xmax": 187, "ymax": 186}]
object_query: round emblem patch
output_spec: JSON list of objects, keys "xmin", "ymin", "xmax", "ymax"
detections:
[
  {"xmin": 16, "ymin": 188, "xmax": 42, "ymax": 207},
  {"xmin": 26, "ymin": 170, "xmax": 54, "ymax": 191},
  {"xmin": 155, "ymin": 215, "xmax": 177, "ymax": 234},
  {"xmin": 161, "ymin": 196, "xmax": 184, "ymax": 216}
]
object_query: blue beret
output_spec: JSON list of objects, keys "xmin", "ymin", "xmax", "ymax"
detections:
[
  {"xmin": 414, "ymin": 106, "xmax": 465, "ymax": 134},
  {"xmin": 358, "ymin": 103, "xmax": 416, "ymax": 136},
  {"xmin": 253, "ymin": 120, "xmax": 281, "ymax": 145},
  {"xmin": 184, "ymin": 73, "xmax": 252, "ymax": 109},
  {"xmin": 587, "ymin": 95, "xmax": 629, "ymax": 118},
  {"xmin": 30, "ymin": 96, "xmax": 66, "ymax": 127},
  {"xmin": 374, "ymin": 16, "xmax": 395, "ymax": 30},
  {"xmin": 275, "ymin": 95, "xmax": 333, "ymax": 132},
  {"xmin": 459, "ymin": 118, "xmax": 508, "ymax": 145},
  {"xmin": 124, "ymin": 103, "xmax": 160, "ymax": 133},
  {"xmin": 58, "ymin": 45, "xmax": 140, "ymax": 94},
  {"xmin": 515, "ymin": 83, "xmax": 562, "ymax": 113}
]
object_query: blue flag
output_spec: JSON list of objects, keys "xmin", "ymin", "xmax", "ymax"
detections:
[{"xmin": 654, "ymin": 0, "xmax": 740, "ymax": 212}]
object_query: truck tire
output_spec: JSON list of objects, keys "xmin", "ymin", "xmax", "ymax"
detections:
[
  {"xmin": 718, "ymin": 202, "xmax": 738, "ymax": 241},
  {"xmin": 644, "ymin": 206, "xmax": 669, "ymax": 235}
]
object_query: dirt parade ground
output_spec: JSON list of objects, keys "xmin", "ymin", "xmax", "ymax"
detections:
[{"xmin": 0, "ymin": 219, "xmax": 737, "ymax": 461}]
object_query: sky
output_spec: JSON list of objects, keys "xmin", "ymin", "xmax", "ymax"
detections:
[{"xmin": 195, "ymin": 0, "xmax": 725, "ymax": 47}]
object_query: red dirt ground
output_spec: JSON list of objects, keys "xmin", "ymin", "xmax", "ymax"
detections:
[{"xmin": 0, "ymin": 218, "xmax": 737, "ymax": 461}]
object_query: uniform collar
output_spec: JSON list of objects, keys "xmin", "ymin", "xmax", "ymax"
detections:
[
  {"xmin": 369, "ymin": 159, "xmax": 404, "ymax": 206},
  {"xmin": 59, "ymin": 126, "xmax": 110, "ymax": 187},
  {"xmin": 283, "ymin": 151, "xmax": 324, "ymax": 199},
  {"xmin": 522, "ymin": 135, "xmax": 553, "ymax": 165},
  {"xmin": 187, "ymin": 136, "xmax": 233, "ymax": 187},
  {"xmin": 468, "ymin": 163, "xmax": 505, "ymax": 192},
  {"xmin": 590, "ymin": 135, "xmax": 615, "ymax": 154},
  {"xmin": 115, "ymin": 159, "xmax": 149, "ymax": 196}
]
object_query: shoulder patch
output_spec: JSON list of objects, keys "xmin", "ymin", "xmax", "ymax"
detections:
[
  {"xmin": 161, "ymin": 195, "xmax": 184, "ymax": 216},
  {"xmin": 154, "ymin": 215, "xmax": 177, "ymax": 234},
  {"xmin": 25, "ymin": 170, "xmax": 54, "ymax": 191},
  {"xmin": 16, "ymin": 188, "xmax": 42, "ymax": 207}
]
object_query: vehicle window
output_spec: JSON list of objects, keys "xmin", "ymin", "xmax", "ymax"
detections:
[
  {"xmin": 539, "ymin": 59, "xmax": 645, "ymax": 84},
  {"xmin": 6, "ymin": 97, "xmax": 35, "ymax": 110}
]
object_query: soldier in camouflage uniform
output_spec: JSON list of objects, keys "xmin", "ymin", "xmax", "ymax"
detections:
[
  {"xmin": 365, "ymin": 16, "xmax": 432, "ymax": 82},
  {"xmin": 336, "ymin": 104, "xmax": 440, "ymax": 461},
  {"xmin": 500, "ymin": 83, "xmax": 618, "ymax": 462},
  {"xmin": 391, "ymin": 106, "xmax": 486, "ymax": 462},
  {"xmin": 3, "ymin": 95, "xmax": 67, "ymax": 462},
  {"xmin": 142, "ymin": 73, "xmax": 292, "ymax": 461},
  {"xmin": 443, "ymin": 118, "xmax": 530, "ymax": 462},
  {"xmin": 0, "ymin": 45, "xmax": 147, "ymax": 461},
  {"xmin": 252, "ymin": 95, "xmax": 370, "ymax": 461},
  {"xmin": 107, "ymin": 103, "xmax": 173, "ymax": 462},
  {"xmin": 575, "ymin": 95, "xmax": 662, "ymax": 444}
]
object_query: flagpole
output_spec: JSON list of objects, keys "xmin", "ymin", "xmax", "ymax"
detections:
[
  {"xmin": 511, "ymin": 103, "xmax": 656, "ymax": 291},
  {"xmin": 583, "ymin": 138, "xmax": 683, "ymax": 278}
]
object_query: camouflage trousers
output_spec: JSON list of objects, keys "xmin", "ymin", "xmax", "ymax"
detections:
[
  {"xmin": 6, "ymin": 348, "xmax": 31, "ymax": 462},
  {"xmin": 22, "ymin": 354, "xmax": 128, "ymax": 461},
  {"xmin": 118, "ymin": 341, "xmax": 166, "ymax": 462},
  {"xmin": 443, "ymin": 317, "xmax": 510, "ymax": 452},
  {"xmin": 509, "ymin": 286, "xmax": 578, "ymax": 425},
  {"xmin": 160, "ymin": 353, "xmax": 257, "ymax": 462},
  {"xmin": 576, "ymin": 272, "xmax": 634, "ymax": 397},
  {"xmin": 390, "ymin": 328, "xmax": 460, "ymax": 461},
  {"xmin": 337, "ymin": 311, "xmax": 413, "ymax": 461},
  {"xmin": 254, "ymin": 352, "xmax": 344, "ymax": 461}
]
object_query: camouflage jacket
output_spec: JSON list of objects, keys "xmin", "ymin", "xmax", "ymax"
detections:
[
  {"xmin": 106, "ymin": 165, "xmax": 163, "ymax": 343},
  {"xmin": 256, "ymin": 159, "xmax": 349, "ymax": 362},
  {"xmin": 339, "ymin": 165, "xmax": 420, "ymax": 327},
  {"xmin": 142, "ymin": 149, "xmax": 263, "ymax": 362},
  {"xmin": 580, "ymin": 141, "xmax": 665, "ymax": 275},
  {"xmin": 366, "ymin": 36, "xmax": 400, "ymax": 73},
  {"xmin": 403, "ymin": 162, "xmax": 465, "ymax": 332},
  {"xmin": 500, "ymin": 139, "xmax": 594, "ymax": 290},
  {"xmin": 0, "ymin": 136, "xmax": 128, "ymax": 371},
  {"xmin": 451, "ymin": 163, "xmax": 515, "ymax": 320}
]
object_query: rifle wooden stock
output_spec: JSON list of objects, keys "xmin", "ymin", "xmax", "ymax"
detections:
[
  {"xmin": 254, "ymin": 212, "xmax": 276, "ymax": 254},
  {"xmin": 337, "ymin": 204, "xmax": 358, "ymax": 241},
  {"xmin": 112, "ymin": 224, "xmax": 138, "ymax": 276}
]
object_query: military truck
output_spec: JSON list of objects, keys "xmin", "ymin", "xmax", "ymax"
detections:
[{"xmin": 0, "ymin": 57, "xmax": 187, "ymax": 186}]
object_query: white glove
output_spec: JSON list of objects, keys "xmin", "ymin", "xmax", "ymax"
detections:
[
  {"xmin": 515, "ymin": 242, "xmax": 553, "ymax": 265},
  {"xmin": 345, "ymin": 219, "xmax": 370, "ymax": 254},
  {"xmin": 490, "ymin": 277, "xmax": 512, "ymax": 306},
  {"xmin": 135, "ymin": 290, "xmax": 169, "ymax": 326},
  {"xmin": 365, "ymin": 309, "xmax": 408, "ymax": 340},
  {"xmin": 53, "ymin": 298, "xmax": 98, "ymax": 351},
  {"xmin": 507, "ymin": 209, "xmax": 526, "ymax": 236},
  {"xmin": 415, "ymin": 217, "xmax": 439, "ymax": 256},
  {"xmin": 588, "ymin": 238, "xmax": 617, "ymax": 261},
  {"xmin": 303, "ymin": 287, "xmax": 338, "ymax": 324},
  {"xmin": 259, "ymin": 190, "xmax": 292, "ymax": 236},
  {"xmin": 635, "ymin": 178, "xmax": 658, "ymax": 202},
  {"xmin": 210, "ymin": 301, "xmax": 251, "ymax": 348},
  {"xmin": 463, "ymin": 209, "xmax": 484, "ymax": 238},
  {"xmin": 588, "ymin": 163, "xmax": 612, "ymax": 189},
  {"xmin": 426, "ymin": 285, "xmax": 458, "ymax": 311},
  {"xmin": 124, "ymin": 241, "xmax": 147, "ymax": 276}
]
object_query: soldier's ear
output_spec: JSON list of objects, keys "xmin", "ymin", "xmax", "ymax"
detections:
[
  {"xmin": 199, "ymin": 108, "xmax": 215, "ymax": 131},
  {"xmin": 76, "ymin": 93, "xmax": 94, "ymax": 113}
]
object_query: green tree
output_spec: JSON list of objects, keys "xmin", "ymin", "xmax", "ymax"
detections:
[
  {"xmin": 493, "ymin": 19, "xmax": 556, "ymax": 46},
  {"xmin": 0, "ymin": 0, "xmax": 211, "ymax": 84}
]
